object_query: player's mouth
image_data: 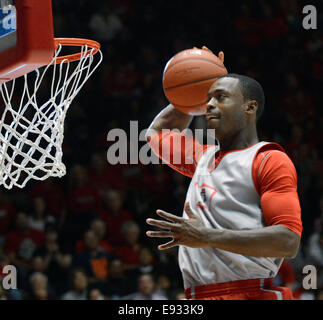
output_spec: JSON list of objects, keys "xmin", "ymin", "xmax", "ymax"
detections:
[{"xmin": 205, "ymin": 114, "xmax": 221, "ymax": 121}]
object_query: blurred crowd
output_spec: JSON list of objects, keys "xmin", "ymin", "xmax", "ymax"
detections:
[{"xmin": 0, "ymin": 0, "xmax": 322, "ymax": 300}]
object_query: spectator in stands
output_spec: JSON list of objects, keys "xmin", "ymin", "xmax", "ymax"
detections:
[
  {"xmin": 28, "ymin": 272, "xmax": 56, "ymax": 300},
  {"xmin": 127, "ymin": 247, "xmax": 155, "ymax": 279},
  {"xmin": 174, "ymin": 290, "xmax": 186, "ymax": 300},
  {"xmin": 115, "ymin": 220, "xmax": 142, "ymax": 271},
  {"xmin": 143, "ymin": 164, "xmax": 172, "ymax": 202},
  {"xmin": 68, "ymin": 164, "xmax": 100, "ymax": 229},
  {"xmin": 32, "ymin": 228, "xmax": 72, "ymax": 295},
  {"xmin": 155, "ymin": 274, "xmax": 172, "ymax": 299},
  {"xmin": 61, "ymin": 269, "xmax": 89, "ymax": 300},
  {"xmin": 88, "ymin": 288, "xmax": 105, "ymax": 300},
  {"xmin": 89, "ymin": 153, "xmax": 124, "ymax": 195},
  {"xmin": 62, "ymin": 164, "xmax": 101, "ymax": 246},
  {"xmin": 29, "ymin": 178, "xmax": 67, "ymax": 227},
  {"xmin": 99, "ymin": 258, "xmax": 137, "ymax": 299},
  {"xmin": 122, "ymin": 273, "xmax": 168, "ymax": 300},
  {"xmin": 99, "ymin": 189, "xmax": 133, "ymax": 246},
  {"xmin": 5, "ymin": 211, "xmax": 45, "ymax": 290},
  {"xmin": 76, "ymin": 218, "xmax": 112, "ymax": 253},
  {"xmin": 127, "ymin": 246, "xmax": 173, "ymax": 283},
  {"xmin": 73, "ymin": 230, "xmax": 114, "ymax": 285},
  {"xmin": 29, "ymin": 197, "xmax": 55, "ymax": 232}
]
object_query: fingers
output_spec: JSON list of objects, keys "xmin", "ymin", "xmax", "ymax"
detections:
[
  {"xmin": 202, "ymin": 46, "xmax": 212, "ymax": 53},
  {"xmin": 146, "ymin": 231, "xmax": 175, "ymax": 238},
  {"xmin": 184, "ymin": 202, "xmax": 195, "ymax": 219},
  {"xmin": 218, "ymin": 51, "xmax": 224, "ymax": 63},
  {"xmin": 146, "ymin": 218, "xmax": 180, "ymax": 231},
  {"xmin": 155, "ymin": 209, "xmax": 183, "ymax": 223},
  {"xmin": 158, "ymin": 239, "xmax": 179, "ymax": 250},
  {"xmin": 201, "ymin": 46, "xmax": 224, "ymax": 63}
]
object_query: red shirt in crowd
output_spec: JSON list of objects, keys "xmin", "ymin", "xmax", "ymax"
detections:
[
  {"xmin": 5, "ymin": 228, "xmax": 45, "ymax": 261},
  {"xmin": 99, "ymin": 208, "xmax": 133, "ymax": 246},
  {"xmin": 89, "ymin": 166, "xmax": 125, "ymax": 194},
  {"xmin": 115, "ymin": 243, "xmax": 141, "ymax": 266},
  {"xmin": 30, "ymin": 181, "xmax": 67, "ymax": 218},
  {"xmin": 69, "ymin": 185, "xmax": 101, "ymax": 215}
]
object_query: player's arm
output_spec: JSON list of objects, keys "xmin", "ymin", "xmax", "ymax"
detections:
[
  {"xmin": 146, "ymin": 204, "xmax": 299, "ymax": 258},
  {"xmin": 199, "ymin": 225, "xmax": 299, "ymax": 258},
  {"xmin": 145, "ymin": 105, "xmax": 205, "ymax": 178},
  {"xmin": 145, "ymin": 104, "xmax": 193, "ymax": 140},
  {"xmin": 146, "ymin": 151, "xmax": 302, "ymax": 258}
]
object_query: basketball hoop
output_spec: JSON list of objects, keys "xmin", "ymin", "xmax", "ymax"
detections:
[{"xmin": 0, "ymin": 38, "xmax": 103, "ymax": 189}]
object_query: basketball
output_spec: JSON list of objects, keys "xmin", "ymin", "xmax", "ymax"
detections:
[{"xmin": 163, "ymin": 48, "xmax": 228, "ymax": 115}]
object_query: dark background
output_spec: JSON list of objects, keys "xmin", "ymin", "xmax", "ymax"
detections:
[{"xmin": 0, "ymin": 0, "xmax": 322, "ymax": 300}]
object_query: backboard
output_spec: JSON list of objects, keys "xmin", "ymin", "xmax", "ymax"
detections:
[
  {"xmin": 0, "ymin": 0, "xmax": 55, "ymax": 84},
  {"xmin": 0, "ymin": 1, "xmax": 102, "ymax": 189}
]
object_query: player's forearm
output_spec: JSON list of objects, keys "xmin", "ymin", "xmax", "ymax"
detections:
[
  {"xmin": 146, "ymin": 104, "xmax": 193, "ymax": 140},
  {"xmin": 203, "ymin": 225, "xmax": 300, "ymax": 258}
]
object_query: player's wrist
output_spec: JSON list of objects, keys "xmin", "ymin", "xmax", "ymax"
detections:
[
  {"xmin": 202, "ymin": 227, "xmax": 224, "ymax": 247},
  {"xmin": 166, "ymin": 103, "xmax": 193, "ymax": 119},
  {"xmin": 148, "ymin": 103, "xmax": 193, "ymax": 134}
]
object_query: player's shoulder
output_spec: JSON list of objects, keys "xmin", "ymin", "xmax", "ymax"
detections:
[
  {"xmin": 256, "ymin": 141, "xmax": 292, "ymax": 163},
  {"xmin": 254, "ymin": 141, "xmax": 296, "ymax": 174},
  {"xmin": 253, "ymin": 142, "xmax": 298, "ymax": 193},
  {"xmin": 257, "ymin": 141, "xmax": 285, "ymax": 154}
]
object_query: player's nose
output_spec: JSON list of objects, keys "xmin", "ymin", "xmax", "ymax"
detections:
[{"xmin": 206, "ymin": 97, "xmax": 217, "ymax": 114}]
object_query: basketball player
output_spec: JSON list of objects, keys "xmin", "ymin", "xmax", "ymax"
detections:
[{"xmin": 145, "ymin": 48, "xmax": 302, "ymax": 300}]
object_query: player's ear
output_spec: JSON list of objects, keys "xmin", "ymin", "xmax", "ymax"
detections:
[{"xmin": 244, "ymin": 100, "xmax": 258, "ymax": 117}]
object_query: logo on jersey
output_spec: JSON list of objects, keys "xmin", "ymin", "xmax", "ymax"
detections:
[
  {"xmin": 200, "ymin": 187, "xmax": 207, "ymax": 202},
  {"xmin": 194, "ymin": 182, "xmax": 217, "ymax": 211}
]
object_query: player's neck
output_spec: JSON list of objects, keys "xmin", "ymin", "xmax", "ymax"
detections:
[{"xmin": 218, "ymin": 127, "xmax": 259, "ymax": 151}]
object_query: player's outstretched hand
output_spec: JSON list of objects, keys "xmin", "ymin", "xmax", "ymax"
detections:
[
  {"xmin": 146, "ymin": 202, "xmax": 207, "ymax": 250},
  {"xmin": 193, "ymin": 46, "xmax": 224, "ymax": 63}
]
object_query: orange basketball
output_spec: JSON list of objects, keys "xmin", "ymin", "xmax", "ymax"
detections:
[{"xmin": 163, "ymin": 48, "xmax": 228, "ymax": 115}]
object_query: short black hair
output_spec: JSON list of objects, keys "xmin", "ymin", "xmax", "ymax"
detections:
[{"xmin": 218, "ymin": 73, "xmax": 265, "ymax": 121}]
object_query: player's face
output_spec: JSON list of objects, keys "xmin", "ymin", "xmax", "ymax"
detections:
[{"xmin": 205, "ymin": 77, "xmax": 247, "ymax": 140}]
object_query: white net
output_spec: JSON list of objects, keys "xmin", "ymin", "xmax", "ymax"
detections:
[{"xmin": 0, "ymin": 42, "xmax": 103, "ymax": 189}]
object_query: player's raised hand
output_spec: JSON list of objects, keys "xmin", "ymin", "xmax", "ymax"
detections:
[
  {"xmin": 146, "ymin": 202, "xmax": 207, "ymax": 250},
  {"xmin": 194, "ymin": 46, "xmax": 224, "ymax": 63},
  {"xmin": 217, "ymin": 51, "xmax": 224, "ymax": 63}
]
